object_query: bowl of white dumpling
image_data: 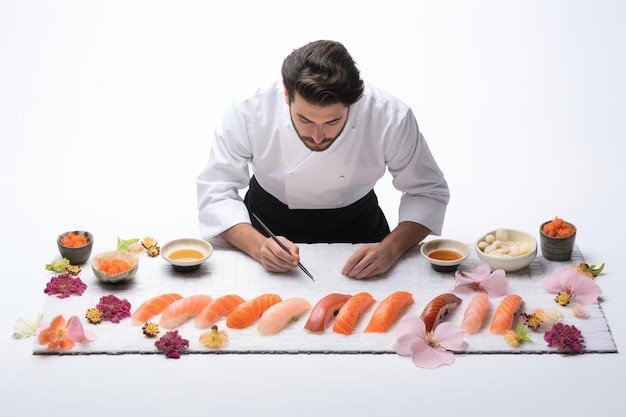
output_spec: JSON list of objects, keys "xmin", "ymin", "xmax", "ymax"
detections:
[{"xmin": 476, "ymin": 228, "xmax": 537, "ymax": 272}]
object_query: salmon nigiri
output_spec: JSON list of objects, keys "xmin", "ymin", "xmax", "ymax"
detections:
[
  {"xmin": 304, "ymin": 293, "xmax": 351, "ymax": 333},
  {"xmin": 364, "ymin": 291, "xmax": 414, "ymax": 333},
  {"xmin": 195, "ymin": 294, "xmax": 245, "ymax": 329},
  {"xmin": 490, "ymin": 294, "xmax": 524, "ymax": 334},
  {"xmin": 257, "ymin": 297, "xmax": 311, "ymax": 335},
  {"xmin": 419, "ymin": 293, "xmax": 463, "ymax": 332},
  {"xmin": 332, "ymin": 292, "xmax": 376, "ymax": 335},
  {"xmin": 130, "ymin": 293, "xmax": 183, "ymax": 325},
  {"xmin": 159, "ymin": 294, "xmax": 213, "ymax": 329},
  {"xmin": 226, "ymin": 293, "xmax": 282, "ymax": 329},
  {"xmin": 460, "ymin": 293, "xmax": 490, "ymax": 335}
]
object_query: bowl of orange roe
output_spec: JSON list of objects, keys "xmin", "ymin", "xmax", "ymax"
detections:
[
  {"xmin": 91, "ymin": 251, "xmax": 139, "ymax": 283},
  {"xmin": 540, "ymin": 217, "xmax": 577, "ymax": 261},
  {"xmin": 57, "ymin": 230, "xmax": 94, "ymax": 265}
]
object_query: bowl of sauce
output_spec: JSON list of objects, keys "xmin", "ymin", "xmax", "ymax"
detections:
[
  {"xmin": 420, "ymin": 238, "xmax": 470, "ymax": 272},
  {"xmin": 161, "ymin": 238, "xmax": 213, "ymax": 272}
]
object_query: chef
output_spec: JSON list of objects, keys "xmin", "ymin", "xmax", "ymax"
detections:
[{"xmin": 197, "ymin": 40, "xmax": 449, "ymax": 279}]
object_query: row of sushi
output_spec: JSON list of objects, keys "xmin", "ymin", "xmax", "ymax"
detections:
[{"xmin": 130, "ymin": 291, "xmax": 524, "ymax": 336}]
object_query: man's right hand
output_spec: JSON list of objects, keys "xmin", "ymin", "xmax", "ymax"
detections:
[{"xmin": 219, "ymin": 222, "xmax": 300, "ymax": 273}]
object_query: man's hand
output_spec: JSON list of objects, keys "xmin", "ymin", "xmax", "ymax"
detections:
[
  {"xmin": 258, "ymin": 236, "xmax": 300, "ymax": 272},
  {"xmin": 342, "ymin": 221, "xmax": 431, "ymax": 279},
  {"xmin": 341, "ymin": 245, "xmax": 392, "ymax": 279},
  {"xmin": 220, "ymin": 222, "xmax": 300, "ymax": 273}
]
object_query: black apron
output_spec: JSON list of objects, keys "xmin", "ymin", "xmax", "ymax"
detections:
[{"xmin": 244, "ymin": 176, "xmax": 390, "ymax": 243}]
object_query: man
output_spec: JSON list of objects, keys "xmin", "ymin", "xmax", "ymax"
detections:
[{"xmin": 197, "ymin": 40, "xmax": 449, "ymax": 279}]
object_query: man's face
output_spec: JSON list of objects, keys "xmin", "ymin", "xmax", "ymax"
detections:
[{"xmin": 286, "ymin": 91, "xmax": 349, "ymax": 152}]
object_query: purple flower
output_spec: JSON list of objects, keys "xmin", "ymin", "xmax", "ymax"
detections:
[
  {"xmin": 155, "ymin": 330, "xmax": 189, "ymax": 359},
  {"xmin": 544, "ymin": 322, "xmax": 585, "ymax": 354},
  {"xmin": 44, "ymin": 273, "xmax": 87, "ymax": 298},
  {"xmin": 95, "ymin": 294, "xmax": 131, "ymax": 323}
]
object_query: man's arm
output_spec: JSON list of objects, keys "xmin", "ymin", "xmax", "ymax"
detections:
[
  {"xmin": 220, "ymin": 223, "xmax": 301, "ymax": 273},
  {"xmin": 341, "ymin": 221, "xmax": 430, "ymax": 279}
]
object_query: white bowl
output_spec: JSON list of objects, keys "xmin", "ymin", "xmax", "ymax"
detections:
[
  {"xmin": 161, "ymin": 238, "xmax": 213, "ymax": 272},
  {"xmin": 91, "ymin": 251, "xmax": 139, "ymax": 283},
  {"xmin": 420, "ymin": 238, "xmax": 470, "ymax": 272},
  {"xmin": 475, "ymin": 228, "xmax": 537, "ymax": 272}
]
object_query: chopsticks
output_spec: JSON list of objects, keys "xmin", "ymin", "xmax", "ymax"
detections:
[{"xmin": 251, "ymin": 213, "xmax": 315, "ymax": 281}]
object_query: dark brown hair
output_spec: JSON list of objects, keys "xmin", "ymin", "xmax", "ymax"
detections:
[{"xmin": 281, "ymin": 40, "xmax": 364, "ymax": 106}]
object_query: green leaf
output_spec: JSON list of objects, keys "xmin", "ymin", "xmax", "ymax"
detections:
[
  {"xmin": 45, "ymin": 258, "xmax": 70, "ymax": 272},
  {"xmin": 117, "ymin": 237, "xmax": 139, "ymax": 251}
]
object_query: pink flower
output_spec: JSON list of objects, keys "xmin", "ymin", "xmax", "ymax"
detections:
[
  {"xmin": 43, "ymin": 273, "xmax": 87, "ymax": 298},
  {"xmin": 37, "ymin": 315, "xmax": 96, "ymax": 350},
  {"xmin": 451, "ymin": 261, "xmax": 508, "ymax": 297},
  {"xmin": 393, "ymin": 314, "xmax": 467, "ymax": 369},
  {"xmin": 541, "ymin": 266, "xmax": 600, "ymax": 306}
]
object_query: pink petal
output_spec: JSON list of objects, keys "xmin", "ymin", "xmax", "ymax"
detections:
[
  {"xmin": 394, "ymin": 315, "xmax": 426, "ymax": 355},
  {"xmin": 473, "ymin": 261, "xmax": 493, "ymax": 276},
  {"xmin": 434, "ymin": 322, "xmax": 468, "ymax": 351},
  {"xmin": 65, "ymin": 316, "xmax": 97, "ymax": 343},
  {"xmin": 394, "ymin": 333, "xmax": 419, "ymax": 356},
  {"xmin": 541, "ymin": 266, "xmax": 579, "ymax": 293},
  {"xmin": 410, "ymin": 338, "xmax": 456, "ymax": 369},
  {"xmin": 395, "ymin": 314, "xmax": 426, "ymax": 338},
  {"xmin": 481, "ymin": 269, "xmax": 508, "ymax": 297},
  {"xmin": 569, "ymin": 274, "xmax": 601, "ymax": 305}
]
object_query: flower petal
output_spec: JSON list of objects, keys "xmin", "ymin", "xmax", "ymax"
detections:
[
  {"xmin": 394, "ymin": 333, "xmax": 419, "ymax": 356},
  {"xmin": 481, "ymin": 269, "xmax": 508, "ymax": 297},
  {"xmin": 434, "ymin": 322, "xmax": 468, "ymax": 351},
  {"xmin": 65, "ymin": 316, "xmax": 97, "ymax": 343},
  {"xmin": 395, "ymin": 314, "xmax": 426, "ymax": 338},
  {"xmin": 541, "ymin": 266, "xmax": 578, "ymax": 293},
  {"xmin": 410, "ymin": 339, "xmax": 456, "ymax": 369},
  {"xmin": 569, "ymin": 274, "xmax": 601, "ymax": 305}
]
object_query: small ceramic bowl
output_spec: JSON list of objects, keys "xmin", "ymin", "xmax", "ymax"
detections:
[
  {"xmin": 539, "ymin": 220, "xmax": 577, "ymax": 261},
  {"xmin": 476, "ymin": 228, "xmax": 537, "ymax": 272},
  {"xmin": 57, "ymin": 230, "xmax": 94, "ymax": 265},
  {"xmin": 91, "ymin": 251, "xmax": 139, "ymax": 283},
  {"xmin": 420, "ymin": 238, "xmax": 470, "ymax": 272},
  {"xmin": 161, "ymin": 238, "xmax": 213, "ymax": 272}
]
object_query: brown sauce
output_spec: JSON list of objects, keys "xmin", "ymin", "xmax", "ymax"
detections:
[
  {"xmin": 169, "ymin": 248, "xmax": 205, "ymax": 260},
  {"xmin": 428, "ymin": 249, "xmax": 462, "ymax": 261}
]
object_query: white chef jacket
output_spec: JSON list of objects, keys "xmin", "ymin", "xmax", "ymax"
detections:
[{"xmin": 197, "ymin": 81, "xmax": 449, "ymax": 241}]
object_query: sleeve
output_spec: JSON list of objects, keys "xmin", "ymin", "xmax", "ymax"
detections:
[
  {"xmin": 385, "ymin": 108, "xmax": 450, "ymax": 235},
  {"xmin": 196, "ymin": 100, "xmax": 254, "ymax": 240}
]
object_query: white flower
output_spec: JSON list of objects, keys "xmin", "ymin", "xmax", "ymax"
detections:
[{"xmin": 13, "ymin": 314, "xmax": 43, "ymax": 339}]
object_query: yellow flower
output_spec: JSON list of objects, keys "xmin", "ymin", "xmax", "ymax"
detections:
[{"xmin": 199, "ymin": 325, "xmax": 229, "ymax": 348}]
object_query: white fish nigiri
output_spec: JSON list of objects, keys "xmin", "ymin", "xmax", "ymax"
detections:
[{"xmin": 257, "ymin": 297, "xmax": 311, "ymax": 335}]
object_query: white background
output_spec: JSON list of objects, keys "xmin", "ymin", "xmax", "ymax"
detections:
[{"xmin": 1, "ymin": 1, "xmax": 624, "ymax": 415}]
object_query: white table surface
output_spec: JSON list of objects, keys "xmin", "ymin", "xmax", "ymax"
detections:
[{"xmin": 2, "ymin": 1, "xmax": 625, "ymax": 416}]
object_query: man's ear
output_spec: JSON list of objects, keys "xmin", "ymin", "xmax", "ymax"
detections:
[{"xmin": 283, "ymin": 82, "xmax": 290, "ymax": 105}]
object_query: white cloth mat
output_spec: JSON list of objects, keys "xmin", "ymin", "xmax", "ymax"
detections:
[{"xmin": 34, "ymin": 244, "xmax": 617, "ymax": 355}]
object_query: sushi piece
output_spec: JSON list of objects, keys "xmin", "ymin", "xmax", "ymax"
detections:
[
  {"xmin": 489, "ymin": 294, "xmax": 524, "ymax": 334},
  {"xmin": 332, "ymin": 292, "xmax": 376, "ymax": 335},
  {"xmin": 226, "ymin": 293, "xmax": 282, "ymax": 329},
  {"xmin": 364, "ymin": 291, "xmax": 414, "ymax": 333},
  {"xmin": 257, "ymin": 297, "xmax": 311, "ymax": 335},
  {"xmin": 159, "ymin": 294, "xmax": 213, "ymax": 329},
  {"xmin": 304, "ymin": 293, "xmax": 352, "ymax": 333},
  {"xmin": 460, "ymin": 293, "xmax": 490, "ymax": 335},
  {"xmin": 130, "ymin": 293, "xmax": 183, "ymax": 325},
  {"xmin": 419, "ymin": 293, "xmax": 463, "ymax": 332},
  {"xmin": 195, "ymin": 294, "xmax": 246, "ymax": 329}
]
